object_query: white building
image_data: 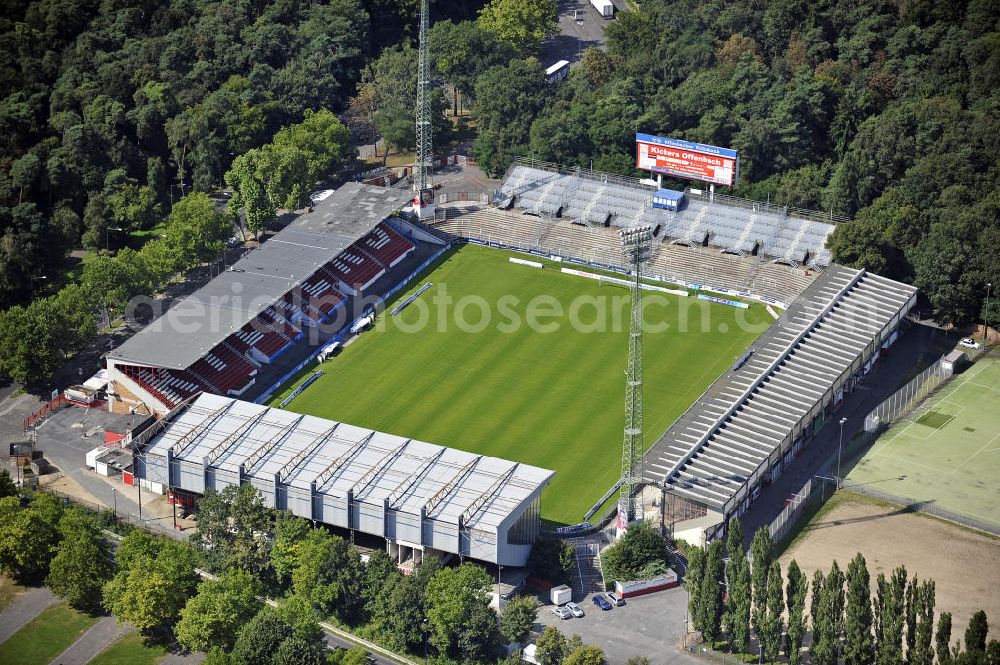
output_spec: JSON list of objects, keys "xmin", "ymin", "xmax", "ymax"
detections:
[{"xmin": 134, "ymin": 393, "xmax": 554, "ymax": 567}]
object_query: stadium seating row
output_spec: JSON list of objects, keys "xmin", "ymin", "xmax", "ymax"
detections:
[
  {"xmin": 120, "ymin": 364, "xmax": 206, "ymax": 410},
  {"xmin": 434, "ymin": 208, "xmax": 817, "ymax": 304},
  {"xmin": 189, "ymin": 344, "xmax": 258, "ymax": 397},
  {"xmin": 117, "ymin": 222, "xmax": 417, "ymax": 410},
  {"xmin": 497, "ymin": 165, "xmax": 835, "ymax": 267},
  {"xmin": 320, "ymin": 222, "xmax": 415, "ymax": 295}
]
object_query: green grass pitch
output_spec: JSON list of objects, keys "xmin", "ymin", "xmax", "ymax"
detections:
[
  {"xmin": 270, "ymin": 244, "xmax": 769, "ymax": 525},
  {"xmin": 846, "ymin": 354, "xmax": 1000, "ymax": 525}
]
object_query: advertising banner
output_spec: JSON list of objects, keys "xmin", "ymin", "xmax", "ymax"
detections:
[{"xmin": 636, "ymin": 133, "xmax": 738, "ymax": 186}]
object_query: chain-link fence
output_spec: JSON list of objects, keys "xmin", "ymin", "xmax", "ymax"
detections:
[
  {"xmin": 842, "ymin": 484, "xmax": 1000, "ymax": 536},
  {"xmin": 863, "ymin": 361, "xmax": 951, "ymax": 436},
  {"xmin": 35, "ymin": 484, "xmax": 186, "ymax": 540},
  {"xmin": 766, "ymin": 477, "xmax": 832, "ymax": 544}
]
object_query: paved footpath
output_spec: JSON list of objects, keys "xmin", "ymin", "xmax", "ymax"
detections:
[
  {"xmin": 0, "ymin": 587, "xmax": 58, "ymax": 644},
  {"xmin": 51, "ymin": 615, "xmax": 130, "ymax": 665}
]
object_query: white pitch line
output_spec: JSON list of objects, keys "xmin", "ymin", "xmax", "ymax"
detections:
[{"xmin": 948, "ymin": 431, "xmax": 1000, "ymax": 476}]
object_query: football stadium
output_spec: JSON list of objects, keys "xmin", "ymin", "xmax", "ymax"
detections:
[
  {"xmin": 267, "ymin": 244, "xmax": 769, "ymax": 525},
  {"xmin": 109, "ymin": 159, "xmax": 916, "ymax": 565}
]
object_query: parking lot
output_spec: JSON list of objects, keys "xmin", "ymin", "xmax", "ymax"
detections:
[
  {"xmin": 534, "ymin": 587, "xmax": 701, "ymax": 665},
  {"xmin": 540, "ymin": 0, "xmax": 629, "ymax": 70}
]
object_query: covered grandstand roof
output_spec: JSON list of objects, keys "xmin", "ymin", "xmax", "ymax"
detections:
[
  {"xmin": 643, "ymin": 265, "xmax": 917, "ymax": 514},
  {"xmin": 498, "ymin": 163, "xmax": 838, "ymax": 266},
  {"xmin": 109, "ymin": 183, "xmax": 411, "ymax": 370},
  {"xmin": 140, "ymin": 393, "xmax": 554, "ymax": 534}
]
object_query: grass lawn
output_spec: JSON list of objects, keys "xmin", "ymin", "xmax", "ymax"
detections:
[
  {"xmin": 128, "ymin": 220, "xmax": 169, "ymax": 246},
  {"xmin": 88, "ymin": 631, "xmax": 167, "ymax": 665},
  {"xmin": 270, "ymin": 245, "xmax": 767, "ymax": 524},
  {"xmin": 0, "ymin": 601, "xmax": 99, "ymax": 665},
  {"xmin": 846, "ymin": 353, "xmax": 1000, "ymax": 524}
]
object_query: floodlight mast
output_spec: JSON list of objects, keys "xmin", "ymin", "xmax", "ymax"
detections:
[
  {"xmin": 619, "ymin": 224, "xmax": 654, "ymax": 525},
  {"xmin": 412, "ymin": 0, "xmax": 435, "ymax": 219}
]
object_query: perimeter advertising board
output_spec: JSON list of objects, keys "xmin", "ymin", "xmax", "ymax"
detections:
[{"xmin": 635, "ymin": 133, "xmax": 739, "ymax": 187}]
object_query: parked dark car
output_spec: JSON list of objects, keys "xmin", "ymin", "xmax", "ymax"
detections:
[
  {"xmin": 607, "ymin": 591, "xmax": 625, "ymax": 606},
  {"xmin": 592, "ymin": 594, "xmax": 613, "ymax": 611}
]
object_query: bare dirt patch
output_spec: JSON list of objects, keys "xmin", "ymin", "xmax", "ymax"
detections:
[
  {"xmin": 37, "ymin": 471, "xmax": 101, "ymax": 504},
  {"xmin": 779, "ymin": 491, "xmax": 1000, "ymax": 631},
  {"xmin": 0, "ymin": 575, "xmax": 26, "ymax": 612}
]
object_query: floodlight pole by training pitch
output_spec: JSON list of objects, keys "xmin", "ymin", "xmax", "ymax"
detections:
[
  {"xmin": 412, "ymin": 0, "xmax": 435, "ymax": 220},
  {"xmin": 619, "ymin": 224, "xmax": 654, "ymax": 525}
]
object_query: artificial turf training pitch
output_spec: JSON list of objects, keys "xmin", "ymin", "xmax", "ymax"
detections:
[
  {"xmin": 270, "ymin": 244, "xmax": 768, "ymax": 525},
  {"xmin": 846, "ymin": 353, "xmax": 1000, "ymax": 525}
]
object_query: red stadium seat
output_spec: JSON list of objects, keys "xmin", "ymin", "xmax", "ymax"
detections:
[
  {"xmin": 188, "ymin": 344, "xmax": 257, "ymax": 396},
  {"xmin": 357, "ymin": 223, "xmax": 415, "ymax": 269},
  {"xmin": 324, "ymin": 249, "xmax": 385, "ymax": 293}
]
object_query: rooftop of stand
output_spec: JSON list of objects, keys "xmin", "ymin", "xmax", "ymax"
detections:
[
  {"xmin": 108, "ymin": 183, "xmax": 411, "ymax": 370},
  {"xmin": 642, "ymin": 265, "xmax": 917, "ymax": 512},
  {"xmin": 141, "ymin": 393, "xmax": 554, "ymax": 531}
]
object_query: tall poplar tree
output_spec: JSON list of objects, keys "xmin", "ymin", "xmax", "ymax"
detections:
[
  {"xmin": 785, "ymin": 560, "xmax": 808, "ymax": 665},
  {"xmin": 697, "ymin": 540, "xmax": 725, "ymax": 644},
  {"xmin": 844, "ymin": 553, "xmax": 874, "ymax": 665},
  {"xmin": 876, "ymin": 566, "xmax": 908, "ymax": 665},
  {"xmin": 725, "ymin": 519, "xmax": 752, "ymax": 655},
  {"xmin": 811, "ymin": 569, "xmax": 825, "ymax": 651},
  {"xmin": 912, "ymin": 580, "xmax": 936, "ymax": 665},
  {"xmin": 905, "ymin": 576, "xmax": 918, "ymax": 661},
  {"xmin": 686, "ymin": 547, "xmax": 705, "ymax": 633},
  {"xmin": 936, "ymin": 612, "xmax": 953, "ymax": 665},
  {"xmin": 761, "ymin": 560, "xmax": 784, "ymax": 664},
  {"xmin": 813, "ymin": 561, "xmax": 845, "ymax": 665},
  {"xmin": 750, "ymin": 528, "xmax": 773, "ymax": 643}
]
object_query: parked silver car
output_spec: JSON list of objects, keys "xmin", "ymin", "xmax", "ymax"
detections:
[{"xmin": 551, "ymin": 606, "xmax": 573, "ymax": 620}]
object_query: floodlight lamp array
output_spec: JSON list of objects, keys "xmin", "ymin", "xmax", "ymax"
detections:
[{"xmin": 619, "ymin": 225, "xmax": 654, "ymax": 245}]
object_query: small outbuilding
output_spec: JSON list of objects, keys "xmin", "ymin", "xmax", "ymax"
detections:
[{"xmin": 651, "ymin": 189, "xmax": 686, "ymax": 212}]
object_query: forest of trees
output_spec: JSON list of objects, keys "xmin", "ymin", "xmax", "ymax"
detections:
[
  {"xmin": 0, "ymin": 0, "xmax": 489, "ymax": 312},
  {"xmin": 1, "ymin": 0, "xmax": 997, "ymax": 387},
  {"xmin": 0, "ymin": 475, "xmax": 613, "ymax": 665},
  {"xmin": 0, "ymin": 0, "xmax": 496, "ymax": 387},
  {"xmin": 469, "ymin": 0, "xmax": 1000, "ymax": 327}
]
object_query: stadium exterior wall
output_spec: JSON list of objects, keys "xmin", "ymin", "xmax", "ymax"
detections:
[
  {"xmin": 131, "ymin": 397, "xmax": 553, "ymax": 567},
  {"xmin": 138, "ymin": 447, "xmax": 548, "ymax": 566}
]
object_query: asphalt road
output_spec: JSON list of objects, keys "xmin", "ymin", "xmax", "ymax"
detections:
[{"xmin": 541, "ymin": 0, "xmax": 628, "ymax": 69}]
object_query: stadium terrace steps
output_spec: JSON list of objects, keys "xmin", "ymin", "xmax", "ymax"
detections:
[
  {"xmin": 356, "ymin": 223, "xmax": 416, "ymax": 269},
  {"xmin": 259, "ymin": 309, "xmax": 301, "ymax": 342},
  {"xmin": 646, "ymin": 242, "xmax": 756, "ymax": 293},
  {"xmin": 231, "ymin": 317, "xmax": 295, "ymax": 361},
  {"xmin": 498, "ymin": 165, "xmax": 837, "ymax": 267},
  {"xmin": 749, "ymin": 262, "xmax": 817, "ymax": 304},
  {"xmin": 435, "ymin": 208, "xmax": 819, "ymax": 304},
  {"xmin": 326, "ymin": 248, "xmax": 385, "ymax": 294},
  {"xmin": 120, "ymin": 365, "xmax": 205, "ymax": 410},
  {"xmin": 188, "ymin": 344, "xmax": 257, "ymax": 397},
  {"xmin": 288, "ymin": 271, "xmax": 346, "ymax": 324}
]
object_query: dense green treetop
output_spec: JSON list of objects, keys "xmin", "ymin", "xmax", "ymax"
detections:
[{"xmin": 472, "ymin": 0, "xmax": 1000, "ymax": 324}]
